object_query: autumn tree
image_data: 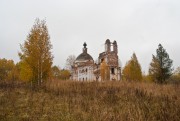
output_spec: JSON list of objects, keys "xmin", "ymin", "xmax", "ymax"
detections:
[
  {"xmin": 19, "ymin": 18, "xmax": 53, "ymax": 85},
  {"xmin": 122, "ymin": 53, "xmax": 142, "ymax": 81},
  {"xmin": 52, "ymin": 66, "xmax": 61, "ymax": 79},
  {"xmin": 52, "ymin": 66, "xmax": 70, "ymax": 80},
  {"xmin": 7, "ymin": 63, "xmax": 20, "ymax": 82},
  {"xmin": 174, "ymin": 67, "xmax": 180, "ymax": 82},
  {"xmin": 149, "ymin": 44, "xmax": 173, "ymax": 83},
  {"xmin": 100, "ymin": 60, "xmax": 110, "ymax": 81},
  {"xmin": 65, "ymin": 55, "xmax": 76, "ymax": 71},
  {"xmin": 174, "ymin": 67, "xmax": 180, "ymax": 76},
  {"xmin": 59, "ymin": 69, "xmax": 71, "ymax": 80},
  {"xmin": 18, "ymin": 60, "xmax": 33, "ymax": 82},
  {"xmin": 0, "ymin": 58, "xmax": 15, "ymax": 81},
  {"xmin": 168, "ymin": 67, "xmax": 180, "ymax": 84}
]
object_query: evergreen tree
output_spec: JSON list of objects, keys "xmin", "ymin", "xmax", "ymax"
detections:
[
  {"xmin": 19, "ymin": 18, "xmax": 53, "ymax": 85},
  {"xmin": 149, "ymin": 44, "xmax": 173, "ymax": 83},
  {"xmin": 122, "ymin": 53, "xmax": 142, "ymax": 81}
]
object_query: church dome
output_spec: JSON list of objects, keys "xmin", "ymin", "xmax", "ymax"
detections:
[
  {"xmin": 75, "ymin": 42, "xmax": 93, "ymax": 62},
  {"xmin": 76, "ymin": 53, "xmax": 93, "ymax": 61}
]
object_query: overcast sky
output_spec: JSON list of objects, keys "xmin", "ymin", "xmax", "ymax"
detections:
[{"xmin": 0, "ymin": 0, "xmax": 180, "ymax": 73}]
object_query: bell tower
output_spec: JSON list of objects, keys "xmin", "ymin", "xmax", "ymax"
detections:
[
  {"xmin": 105, "ymin": 39, "xmax": 111, "ymax": 52},
  {"xmin": 113, "ymin": 40, "xmax": 118, "ymax": 54}
]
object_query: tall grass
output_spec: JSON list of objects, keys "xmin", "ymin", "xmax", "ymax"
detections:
[{"xmin": 0, "ymin": 80, "xmax": 179, "ymax": 121}]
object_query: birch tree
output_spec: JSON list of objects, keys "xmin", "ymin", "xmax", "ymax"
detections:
[{"xmin": 19, "ymin": 18, "xmax": 53, "ymax": 85}]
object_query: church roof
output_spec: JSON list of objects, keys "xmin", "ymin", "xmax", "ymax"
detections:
[
  {"xmin": 75, "ymin": 42, "xmax": 93, "ymax": 62},
  {"xmin": 76, "ymin": 53, "xmax": 93, "ymax": 61}
]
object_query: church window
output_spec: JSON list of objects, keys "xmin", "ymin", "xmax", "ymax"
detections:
[
  {"xmin": 101, "ymin": 58, "xmax": 104, "ymax": 62},
  {"xmin": 111, "ymin": 68, "xmax": 115, "ymax": 74}
]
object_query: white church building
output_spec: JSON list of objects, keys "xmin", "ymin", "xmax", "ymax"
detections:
[{"xmin": 71, "ymin": 39, "xmax": 121, "ymax": 81}]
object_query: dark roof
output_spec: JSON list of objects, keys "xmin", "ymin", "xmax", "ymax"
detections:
[{"xmin": 76, "ymin": 52, "xmax": 93, "ymax": 61}]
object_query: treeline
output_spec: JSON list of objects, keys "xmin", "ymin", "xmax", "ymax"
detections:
[
  {"xmin": 0, "ymin": 19, "xmax": 70, "ymax": 85},
  {"xmin": 122, "ymin": 44, "xmax": 179, "ymax": 84},
  {"xmin": 0, "ymin": 18, "xmax": 179, "ymax": 84},
  {"xmin": 122, "ymin": 44, "xmax": 180, "ymax": 84},
  {"xmin": 0, "ymin": 59, "xmax": 70, "ymax": 82}
]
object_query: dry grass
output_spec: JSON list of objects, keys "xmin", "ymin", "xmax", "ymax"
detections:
[{"xmin": 0, "ymin": 80, "xmax": 180, "ymax": 121}]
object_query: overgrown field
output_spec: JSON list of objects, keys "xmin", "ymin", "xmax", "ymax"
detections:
[{"xmin": 0, "ymin": 81, "xmax": 180, "ymax": 121}]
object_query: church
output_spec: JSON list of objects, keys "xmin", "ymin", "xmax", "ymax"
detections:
[{"xmin": 71, "ymin": 39, "xmax": 121, "ymax": 81}]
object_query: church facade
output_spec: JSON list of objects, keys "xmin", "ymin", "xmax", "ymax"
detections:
[{"xmin": 71, "ymin": 39, "xmax": 121, "ymax": 81}]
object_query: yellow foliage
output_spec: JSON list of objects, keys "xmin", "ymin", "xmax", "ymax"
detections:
[
  {"xmin": 122, "ymin": 53, "xmax": 142, "ymax": 81},
  {"xmin": 100, "ymin": 60, "xmax": 110, "ymax": 81},
  {"xmin": 60, "ymin": 70, "xmax": 71, "ymax": 80},
  {"xmin": 19, "ymin": 61, "xmax": 33, "ymax": 82},
  {"xmin": 0, "ymin": 58, "xmax": 15, "ymax": 81},
  {"xmin": 19, "ymin": 18, "xmax": 53, "ymax": 84}
]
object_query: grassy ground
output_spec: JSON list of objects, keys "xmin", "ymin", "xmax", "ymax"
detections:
[{"xmin": 0, "ymin": 80, "xmax": 180, "ymax": 121}]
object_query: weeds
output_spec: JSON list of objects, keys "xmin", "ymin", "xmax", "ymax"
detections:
[{"xmin": 0, "ymin": 81, "xmax": 179, "ymax": 121}]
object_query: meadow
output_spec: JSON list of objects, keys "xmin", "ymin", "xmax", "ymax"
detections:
[{"xmin": 0, "ymin": 80, "xmax": 179, "ymax": 121}]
